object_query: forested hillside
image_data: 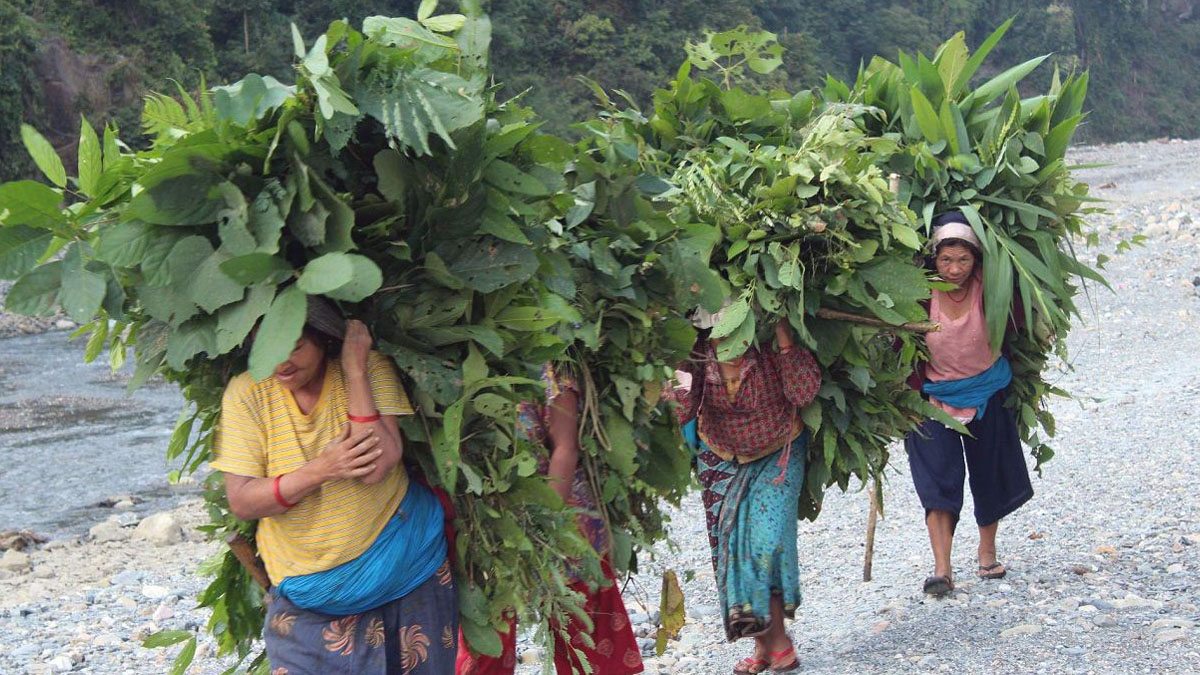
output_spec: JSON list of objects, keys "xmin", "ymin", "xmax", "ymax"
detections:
[{"xmin": 2, "ymin": 0, "xmax": 1198, "ymax": 181}]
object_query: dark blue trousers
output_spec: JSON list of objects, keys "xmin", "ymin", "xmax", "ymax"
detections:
[{"xmin": 905, "ymin": 390, "xmax": 1033, "ymax": 528}]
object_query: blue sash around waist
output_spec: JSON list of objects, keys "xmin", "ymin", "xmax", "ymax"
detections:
[
  {"xmin": 922, "ymin": 355, "xmax": 1012, "ymax": 421},
  {"xmin": 276, "ymin": 480, "xmax": 446, "ymax": 616}
]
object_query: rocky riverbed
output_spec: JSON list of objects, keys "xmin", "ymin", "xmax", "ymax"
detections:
[{"xmin": 1, "ymin": 138, "xmax": 1198, "ymax": 674}]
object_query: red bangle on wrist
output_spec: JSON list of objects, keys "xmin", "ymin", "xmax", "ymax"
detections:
[
  {"xmin": 347, "ymin": 411, "xmax": 381, "ymax": 423},
  {"xmin": 273, "ymin": 474, "xmax": 296, "ymax": 509}
]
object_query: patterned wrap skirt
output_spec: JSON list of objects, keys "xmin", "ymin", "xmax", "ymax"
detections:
[
  {"xmin": 264, "ymin": 560, "xmax": 457, "ymax": 674},
  {"xmin": 696, "ymin": 435, "xmax": 806, "ymax": 642}
]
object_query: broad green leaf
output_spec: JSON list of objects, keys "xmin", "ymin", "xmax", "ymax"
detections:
[
  {"xmin": 297, "ymin": 252, "xmax": 354, "ymax": 294},
  {"xmin": 460, "ymin": 616, "xmax": 503, "ymax": 658},
  {"xmin": 20, "ymin": 125, "xmax": 66, "ymax": 188},
  {"xmin": 189, "ymin": 249, "xmax": 245, "ymax": 313},
  {"xmin": 951, "ymin": 18, "xmax": 1013, "ymax": 98},
  {"xmin": 612, "ymin": 375, "xmax": 640, "ymax": 421},
  {"xmin": 215, "ymin": 183, "xmax": 255, "ymax": 255},
  {"xmin": 60, "ymin": 244, "xmax": 106, "ymax": 323},
  {"xmin": 891, "ymin": 223, "xmax": 921, "ymax": 250},
  {"xmin": 715, "ymin": 312, "xmax": 755, "ymax": 361},
  {"xmin": 909, "ymin": 86, "xmax": 943, "ymax": 144},
  {"xmin": 128, "ymin": 174, "xmax": 225, "ymax": 226},
  {"xmin": 220, "ymin": 253, "xmax": 294, "ymax": 286},
  {"xmin": 709, "ymin": 297, "xmax": 749, "ymax": 340},
  {"xmin": 966, "ymin": 55, "xmax": 1050, "ymax": 110},
  {"xmin": 216, "ymin": 284, "xmax": 275, "ymax": 353},
  {"xmin": 77, "ymin": 116, "xmax": 102, "ymax": 197},
  {"xmin": 84, "ymin": 320, "xmax": 109, "ymax": 363},
  {"xmin": 982, "ymin": 230, "xmax": 1015, "ymax": 354},
  {"xmin": 381, "ymin": 341, "xmax": 462, "ymax": 406},
  {"xmin": 142, "ymin": 630, "xmax": 194, "ymax": 648},
  {"xmin": 290, "ymin": 23, "xmax": 305, "ymax": 60},
  {"xmin": 312, "ymin": 182, "xmax": 355, "ymax": 254},
  {"xmin": 374, "ymin": 150, "xmax": 413, "ymax": 203},
  {"xmin": 363, "ymin": 16, "xmax": 459, "ymax": 49},
  {"xmin": 137, "ymin": 231, "xmax": 182, "ymax": 287},
  {"xmin": 249, "ymin": 285, "xmax": 307, "ymax": 381},
  {"xmin": 422, "ymin": 14, "xmax": 466, "ymax": 32},
  {"xmin": 288, "ymin": 201, "xmax": 329, "ymax": 247},
  {"xmin": 0, "ymin": 181, "xmax": 65, "ymax": 229},
  {"xmin": 302, "ymin": 34, "xmax": 330, "ymax": 76},
  {"xmin": 102, "ymin": 125, "xmax": 122, "ymax": 173},
  {"xmin": 168, "ymin": 636, "xmax": 196, "ymax": 675},
  {"xmin": 212, "ymin": 74, "xmax": 295, "ymax": 126},
  {"xmin": 138, "ymin": 284, "xmax": 199, "ymax": 327},
  {"xmin": 935, "ymin": 33, "xmax": 969, "ymax": 98},
  {"xmin": 0, "ymin": 226, "xmax": 53, "ymax": 279},
  {"xmin": 602, "ymin": 412, "xmax": 638, "ymax": 478},
  {"xmin": 95, "ymin": 221, "xmax": 155, "ymax": 267},
  {"xmin": 494, "ymin": 305, "xmax": 561, "ymax": 331},
  {"xmin": 166, "ymin": 316, "xmax": 218, "ymax": 370},
  {"xmin": 5, "ymin": 261, "xmax": 62, "ymax": 317},
  {"xmin": 323, "ymin": 255, "xmax": 383, "ymax": 302},
  {"xmin": 164, "ymin": 236, "xmax": 214, "ymax": 287},
  {"xmin": 721, "ymin": 88, "xmax": 773, "ymax": 122},
  {"xmin": 359, "ymin": 67, "xmax": 483, "ymax": 155},
  {"xmin": 248, "ymin": 185, "xmax": 289, "ymax": 254},
  {"xmin": 484, "ymin": 160, "xmax": 550, "ymax": 196},
  {"xmin": 417, "ymin": 0, "xmax": 438, "ymax": 21},
  {"xmin": 447, "ymin": 238, "xmax": 538, "ymax": 293}
]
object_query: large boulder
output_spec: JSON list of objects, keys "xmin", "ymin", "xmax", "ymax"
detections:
[
  {"xmin": 0, "ymin": 548, "xmax": 31, "ymax": 572},
  {"xmin": 132, "ymin": 512, "xmax": 183, "ymax": 546}
]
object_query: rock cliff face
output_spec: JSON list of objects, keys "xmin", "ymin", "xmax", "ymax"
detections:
[{"xmin": 30, "ymin": 37, "xmax": 140, "ymax": 159}]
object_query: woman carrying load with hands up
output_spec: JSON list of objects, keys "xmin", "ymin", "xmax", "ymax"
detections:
[
  {"xmin": 210, "ymin": 296, "xmax": 456, "ymax": 674},
  {"xmin": 670, "ymin": 312, "xmax": 822, "ymax": 675},
  {"xmin": 906, "ymin": 212, "xmax": 1034, "ymax": 597}
]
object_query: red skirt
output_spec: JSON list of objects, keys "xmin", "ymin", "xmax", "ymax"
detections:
[{"xmin": 456, "ymin": 560, "xmax": 643, "ymax": 675}]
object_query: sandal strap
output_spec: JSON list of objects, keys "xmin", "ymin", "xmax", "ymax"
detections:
[
  {"xmin": 769, "ymin": 646, "xmax": 800, "ymax": 671},
  {"xmin": 734, "ymin": 656, "xmax": 769, "ymax": 674},
  {"xmin": 979, "ymin": 562, "xmax": 1004, "ymax": 570}
]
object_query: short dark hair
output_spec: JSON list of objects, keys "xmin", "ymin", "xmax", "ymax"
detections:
[
  {"xmin": 934, "ymin": 237, "xmax": 982, "ymax": 262},
  {"xmin": 301, "ymin": 324, "xmax": 342, "ymax": 356}
]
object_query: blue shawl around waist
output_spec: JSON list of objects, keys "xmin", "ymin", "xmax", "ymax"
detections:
[
  {"xmin": 922, "ymin": 355, "xmax": 1012, "ymax": 421},
  {"xmin": 276, "ymin": 480, "xmax": 446, "ymax": 616}
]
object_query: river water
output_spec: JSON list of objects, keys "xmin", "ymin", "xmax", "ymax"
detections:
[{"xmin": 0, "ymin": 331, "xmax": 193, "ymax": 537}]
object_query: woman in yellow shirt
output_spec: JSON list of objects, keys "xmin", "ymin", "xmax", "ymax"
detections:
[{"xmin": 211, "ymin": 297, "xmax": 455, "ymax": 674}]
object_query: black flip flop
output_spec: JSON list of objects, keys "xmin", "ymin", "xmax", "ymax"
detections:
[
  {"xmin": 978, "ymin": 561, "xmax": 1007, "ymax": 580},
  {"xmin": 923, "ymin": 575, "xmax": 954, "ymax": 596}
]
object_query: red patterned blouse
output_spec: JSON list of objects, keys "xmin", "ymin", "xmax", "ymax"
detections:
[{"xmin": 671, "ymin": 343, "xmax": 822, "ymax": 462}]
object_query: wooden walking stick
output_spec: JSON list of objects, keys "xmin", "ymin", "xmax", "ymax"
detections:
[
  {"xmin": 863, "ymin": 173, "xmax": 908, "ymax": 583},
  {"xmin": 863, "ymin": 477, "xmax": 881, "ymax": 582}
]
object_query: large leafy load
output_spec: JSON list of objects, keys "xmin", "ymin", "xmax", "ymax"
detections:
[
  {"xmin": 826, "ymin": 18, "xmax": 1102, "ymax": 467},
  {"xmin": 0, "ymin": 4, "xmax": 697, "ymax": 670},
  {"xmin": 0, "ymin": 12, "xmax": 1102, "ymax": 674},
  {"xmin": 586, "ymin": 29, "xmax": 954, "ymax": 519}
]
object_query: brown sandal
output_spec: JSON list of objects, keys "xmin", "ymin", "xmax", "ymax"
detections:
[
  {"xmin": 923, "ymin": 574, "xmax": 954, "ymax": 596},
  {"xmin": 978, "ymin": 561, "xmax": 1007, "ymax": 579}
]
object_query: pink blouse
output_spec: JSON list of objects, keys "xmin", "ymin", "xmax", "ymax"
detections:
[{"xmin": 926, "ymin": 273, "xmax": 996, "ymax": 421}]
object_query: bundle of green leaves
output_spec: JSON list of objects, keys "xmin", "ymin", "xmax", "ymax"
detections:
[
  {"xmin": 585, "ymin": 28, "xmax": 957, "ymax": 519},
  {"xmin": 0, "ymin": 4, "xmax": 702, "ymax": 670},
  {"xmin": 826, "ymin": 19, "xmax": 1105, "ymax": 469}
]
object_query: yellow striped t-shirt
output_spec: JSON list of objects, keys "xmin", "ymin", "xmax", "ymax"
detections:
[{"xmin": 210, "ymin": 350, "xmax": 414, "ymax": 585}]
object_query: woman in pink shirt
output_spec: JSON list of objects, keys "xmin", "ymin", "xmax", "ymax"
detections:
[{"xmin": 905, "ymin": 212, "xmax": 1033, "ymax": 596}]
